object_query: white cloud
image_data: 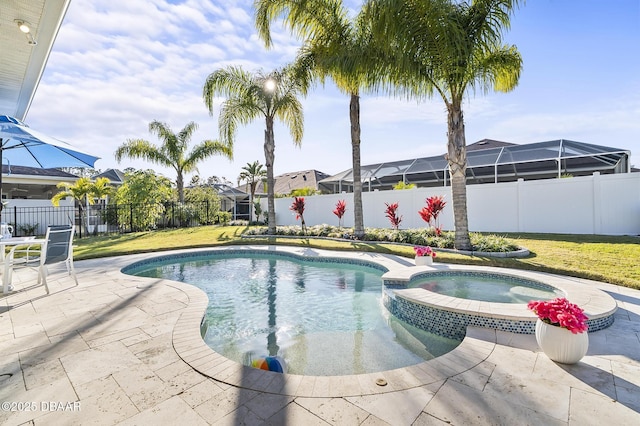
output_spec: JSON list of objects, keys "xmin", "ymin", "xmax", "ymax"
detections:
[{"xmin": 23, "ymin": 0, "xmax": 640, "ymax": 183}]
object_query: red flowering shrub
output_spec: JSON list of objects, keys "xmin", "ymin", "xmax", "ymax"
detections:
[
  {"xmin": 384, "ymin": 202, "xmax": 402, "ymax": 230},
  {"xmin": 333, "ymin": 199, "xmax": 346, "ymax": 227},
  {"xmin": 527, "ymin": 297, "xmax": 588, "ymax": 334},
  {"xmin": 290, "ymin": 197, "xmax": 306, "ymax": 234},
  {"xmin": 418, "ymin": 195, "xmax": 447, "ymax": 236},
  {"xmin": 418, "ymin": 207, "xmax": 432, "ymax": 224}
]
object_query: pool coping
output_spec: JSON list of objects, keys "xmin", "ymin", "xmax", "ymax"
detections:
[
  {"xmin": 382, "ymin": 264, "xmax": 618, "ymax": 322},
  {"xmin": 124, "ymin": 245, "xmax": 617, "ymax": 397}
]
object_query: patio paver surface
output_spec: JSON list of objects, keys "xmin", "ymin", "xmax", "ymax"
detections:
[{"xmin": 1, "ymin": 248, "xmax": 638, "ymax": 425}]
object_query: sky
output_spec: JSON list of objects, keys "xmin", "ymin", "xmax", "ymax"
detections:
[{"xmin": 27, "ymin": 0, "xmax": 640, "ymax": 185}]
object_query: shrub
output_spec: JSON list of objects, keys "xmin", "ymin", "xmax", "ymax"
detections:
[
  {"xmin": 393, "ymin": 181, "xmax": 416, "ymax": 190},
  {"xmin": 333, "ymin": 200, "xmax": 346, "ymax": 228},
  {"xmin": 290, "ymin": 197, "xmax": 306, "ymax": 234},
  {"xmin": 418, "ymin": 195, "xmax": 447, "ymax": 236},
  {"xmin": 470, "ymin": 233, "xmax": 519, "ymax": 252},
  {"xmin": 169, "ymin": 203, "xmax": 200, "ymax": 227},
  {"xmin": 214, "ymin": 211, "xmax": 232, "ymax": 225},
  {"xmin": 18, "ymin": 223, "xmax": 39, "ymax": 235},
  {"xmin": 384, "ymin": 202, "xmax": 402, "ymax": 230},
  {"xmin": 242, "ymin": 225, "xmax": 518, "ymax": 252}
]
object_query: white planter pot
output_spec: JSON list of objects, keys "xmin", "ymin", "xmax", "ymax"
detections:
[
  {"xmin": 415, "ymin": 256, "xmax": 433, "ymax": 266},
  {"xmin": 535, "ymin": 319, "xmax": 588, "ymax": 364}
]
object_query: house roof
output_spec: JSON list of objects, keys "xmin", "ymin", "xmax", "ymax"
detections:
[
  {"xmin": 319, "ymin": 139, "xmax": 632, "ymax": 190},
  {"xmin": 93, "ymin": 168, "xmax": 125, "ymax": 184},
  {"xmin": 212, "ymin": 183, "xmax": 248, "ymax": 197},
  {"xmin": 1, "ymin": 164, "xmax": 78, "ymax": 178},
  {"xmin": 238, "ymin": 169, "xmax": 331, "ymax": 195},
  {"xmin": 273, "ymin": 170, "xmax": 330, "ymax": 194},
  {"xmin": 466, "ymin": 139, "xmax": 515, "ymax": 151}
]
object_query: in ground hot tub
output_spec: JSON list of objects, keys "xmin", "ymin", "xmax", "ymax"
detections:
[{"xmin": 382, "ymin": 265, "xmax": 617, "ymax": 339}]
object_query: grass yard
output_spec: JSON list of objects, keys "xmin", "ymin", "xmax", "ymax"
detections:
[{"xmin": 72, "ymin": 226, "xmax": 640, "ymax": 289}]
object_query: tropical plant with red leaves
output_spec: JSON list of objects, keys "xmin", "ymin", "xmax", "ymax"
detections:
[
  {"xmin": 290, "ymin": 196, "xmax": 307, "ymax": 234},
  {"xmin": 384, "ymin": 202, "xmax": 402, "ymax": 230},
  {"xmin": 418, "ymin": 207, "xmax": 432, "ymax": 224},
  {"xmin": 333, "ymin": 199, "xmax": 347, "ymax": 228},
  {"xmin": 418, "ymin": 195, "xmax": 447, "ymax": 236}
]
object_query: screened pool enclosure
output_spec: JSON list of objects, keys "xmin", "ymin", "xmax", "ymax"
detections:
[{"xmin": 318, "ymin": 139, "xmax": 631, "ymax": 193}]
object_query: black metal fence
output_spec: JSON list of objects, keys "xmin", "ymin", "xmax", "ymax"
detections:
[{"xmin": 1, "ymin": 201, "xmax": 229, "ymax": 238}]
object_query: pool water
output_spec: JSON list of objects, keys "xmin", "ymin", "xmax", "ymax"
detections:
[
  {"xmin": 408, "ymin": 273, "xmax": 563, "ymax": 303},
  {"xmin": 130, "ymin": 253, "xmax": 460, "ymax": 375}
]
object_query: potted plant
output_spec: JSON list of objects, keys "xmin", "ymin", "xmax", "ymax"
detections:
[
  {"xmin": 413, "ymin": 245, "xmax": 436, "ymax": 266},
  {"xmin": 527, "ymin": 297, "xmax": 589, "ymax": 364}
]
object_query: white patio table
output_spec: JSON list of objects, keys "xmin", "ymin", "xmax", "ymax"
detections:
[{"xmin": 1, "ymin": 236, "xmax": 45, "ymax": 294}]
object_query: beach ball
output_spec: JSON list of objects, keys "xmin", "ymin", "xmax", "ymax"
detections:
[{"xmin": 250, "ymin": 356, "xmax": 287, "ymax": 373}]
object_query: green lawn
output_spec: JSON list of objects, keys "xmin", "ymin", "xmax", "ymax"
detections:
[{"xmin": 72, "ymin": 226, "xmax": 640, "ymax": 289}]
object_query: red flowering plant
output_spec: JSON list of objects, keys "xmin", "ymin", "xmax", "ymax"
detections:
[
  {"xmin": 527, "ymin": 297, "xmax": 589, "ymax": 334},
  {"xmin": 384, "ymin": 202, "xmax": 402, "ymax": 230},
  {"xmin": 418, "ymin": 195, "xmax": 447, "ymax": 236},
  {"xmin": 413, "ymin": 245, "xmax": 436, "ymax": 258},
  {"xmin": 333, "ymin": 199, "xmax": 346, "ymax": 228},
  {"xmin": 290, "ymin": 197, "xmax": 307, "ymax": 234}
]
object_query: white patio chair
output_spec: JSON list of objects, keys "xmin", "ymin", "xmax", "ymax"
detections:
[{"xmin": 7, "ymin": 225, "xmax": 78, "ymax": 293}]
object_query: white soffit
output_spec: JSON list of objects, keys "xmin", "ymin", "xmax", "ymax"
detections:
[{"xmin": 0, "ymin": 0, "xmax": 70, "ymax": 120}]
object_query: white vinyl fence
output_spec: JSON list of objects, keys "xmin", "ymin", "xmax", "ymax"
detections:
[{"xmin": 265, "ymin": 172, "xmax": 640, "ymax": 235}]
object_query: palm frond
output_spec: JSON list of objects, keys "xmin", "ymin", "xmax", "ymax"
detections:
[
  {"xmin": 255, "ymin": 0, "xmax": 350, "ymax": 48},
  {"xmin": 114, "ymin": 139, "xmax": 173, "ymax": 167},
  {"xmin": 184, "ymin": 140, "xmax": 234, "ymax": 171}
]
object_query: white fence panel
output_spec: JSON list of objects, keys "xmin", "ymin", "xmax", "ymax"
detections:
[
  {"xmin": 265, "ymin": 172, "xmax": 640, "ymax": 235},
  {"xmin": 598, "ymin": 173, "xmax": 640, "ymax": 235},
  {"xmin": 518, "ymin": 178, "xmax": 596, "ymax": 234},
  {"xmin": 467, "ymin": 182, "xmax": 520, "ymax": 232}
]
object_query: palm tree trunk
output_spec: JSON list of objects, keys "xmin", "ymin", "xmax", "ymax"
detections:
[
  {"xmin": 249, "ymin": 181, "xmax": 257, "ymax": 223},
  {"xmin": 446, "ymin": 104, "xmax": 472, "ymax": 250},
  {"xmin": 176, "ymin": 173, "xmax": 184, "ymax": 203},
  {"xmin": 81, "ymin": 203, "xmax": 90, "ymax": 237},
  {"xmin": 264, "ymin": 116, "xmax": 276, "ymax": 234},
  {"xmin": 350, "ymin": 93, "xmax": 365, "ymax": 239}
]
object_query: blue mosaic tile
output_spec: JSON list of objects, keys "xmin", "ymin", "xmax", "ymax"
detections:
[{"xmin": 383, "ymin": 290, "xmax": 615, "ymax": 340}]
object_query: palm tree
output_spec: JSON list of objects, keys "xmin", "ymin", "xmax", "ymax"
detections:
[
  {"xmin": 115, "ymin": 121, "xmax": 233, "ymax": 203},
  {"xmin": 363, "ymin": 0, "xmax": 523, "ymax": 250},
  {"xmin": 52, "ymin": 177, "xmax": 114, "ymax": 235},
  {"xmin": 203, "ymin": 65, "xmax": 309, "ymax": 234},
  {"xmin": 238, "ymin": 161, "xmax": 267, "ymax": 222},
  {"xmin": 87, "ymin": 177, "xmax": 115, "ymax": 235},
  {"xmin": 255, "ymin": 0, "xmax": 380, "ymax": 239}
]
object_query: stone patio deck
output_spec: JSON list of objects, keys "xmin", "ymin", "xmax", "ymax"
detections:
[{"xmin": 1, "ymin": 248, "xmax": 639, "ymax": 425}]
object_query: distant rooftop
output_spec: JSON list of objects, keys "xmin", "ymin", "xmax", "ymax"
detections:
[
  {"xmin": 465, "ymin": 138, "xmax": 515, "ymax": 151},
  {"xmin": 92, "ymin": 168, "xmax": 125, "ymax": 185},
  {"xmin": 240, "ymin": 170, "xmax": 331, "ymax": 196},
  {"xmin": 1, "ymin": 164, "xmax": 78, "ymax": 178}
]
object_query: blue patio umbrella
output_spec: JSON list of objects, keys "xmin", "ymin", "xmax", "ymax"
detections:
[{"xmin": 0, "ymin": 115, "xmax": 100, "ymax": 210}]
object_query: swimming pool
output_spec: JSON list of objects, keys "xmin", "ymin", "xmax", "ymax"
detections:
[
  {"xmin": 127, "ymin": 252, "xmax": 460, "ymax": 375},
  {"xmin": 407, "ymin": 271, "xmax": 563, "ymax": 303}
]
